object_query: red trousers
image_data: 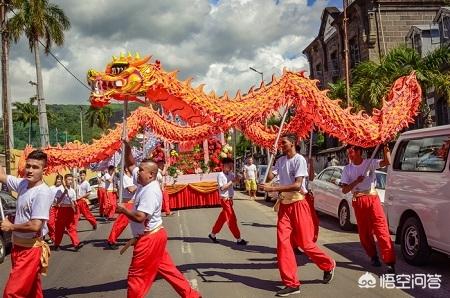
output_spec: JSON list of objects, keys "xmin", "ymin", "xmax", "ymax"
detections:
[
  {"xmin": 305, "ymin": 192, "xmax": 319, "ymax": 242},
  {"xmin": 107, "ymin": 202, "xmax": 133, "ymax": 244},
  {"xmin": 54, "ymin": 207, "xmax": 80, "ymax": 247},
  {"xmin": 162, "ymin": 190, "xmax": 171, "ymax": 214},
  {"xmin": 3, "ymin": 245, "xmax": 43, "ymax": 298},
  {"xmin": 97, "ymin": 188, "xmax": 106, "ymax": 216},
  {"xmin": 76, "ymin": 199, "xmax": 97, "ymax": 228},
  {"xmin": 47, "ymin": 206, "xmax": 57, "ymax": 241},
  {"xmin": 277, "ymin": 200, "xmax": 335, "ymax": 288},
  {"xmin": 104, "ymin": 191, "xmax": 117, "ymax": 219},
  {"xmin": 352, "ymin": 194, "xmax": 396, "ymax": 264},
  {"xmin": 128, "ymin": 228, "xmax": 200, "ymax": 298},
  {"xmin": 211, "ymin": 199, "xmax": 241, "ymax": 239}
]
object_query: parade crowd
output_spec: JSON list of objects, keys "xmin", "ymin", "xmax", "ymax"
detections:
[{"xmin": 0, "ymin": 134, "xmax": 394, "ymax": 297}]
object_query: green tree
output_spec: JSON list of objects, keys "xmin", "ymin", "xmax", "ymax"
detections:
[
  {"xmin": 13, "ymin": 99, "xmax": 38, "ymax": 144},
  {"xmin": 327, "ymin": 79, "xmax": 351, "ymax": 107},
  {"xmin": 85, "ymin": 106, "xmax": 113, "ymax": 131},
  {"xmin": 351, "ymin": 45, "xmax": 450, "ymax": 114},
  {"xmin": 8, "ymin": 0, "xmax": 71, "ymax": 147}
]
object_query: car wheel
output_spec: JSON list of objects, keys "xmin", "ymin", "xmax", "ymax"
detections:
[
  {"xmin": 400, "ymin": 216, "xmax": 431, "ymax": 266},
  {"xmin": 0, "ymin": 235, "xmax": 5, "ymax": 264},
  {"xmin": 338, "ymin": 201, "xmax": 353, "ymax": 231}
]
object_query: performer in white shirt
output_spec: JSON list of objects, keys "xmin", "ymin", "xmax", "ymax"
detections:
[
  {"xmin": 117, "ymin": 141, "xmax": 201, "ymax": 298},
  {"xmin": 243, "ymin": 157, "xmax": 258, "ymax": 200},
  {"xmin": 47, "ymin": 174, "xmax": 64, "ymax": 244},
  {"xmin": 156, "ymin": 159, "xmax": 174, "ymax": 216},
  {"xmin": 102, "ymin": 165, "xmax": 117, "ymax": 221},
  {"xmin": 53, "ymin": 173, "xmax": 83, "ymax": 251},
  {"xmin": 76, "ymin": 170, "xmax": 97, "ymax": 230},
  {"xmin": 0, "ymin": 150, "xmax": 53, "ymax": 297},
  {"xmin": 107, "ymin": 167, "xmax": 137, "ymax": 249}
]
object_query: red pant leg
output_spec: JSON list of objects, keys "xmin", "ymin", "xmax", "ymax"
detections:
[
  {"xmin": 54, "ymin": 207, "xmax": 66, "ymax": 246},
  {"xmin": 211, "ymin": 199, "xmax": 241, "ymax": 239},
  {"xmin": 277, "ymin": 202, "xmax": 298, "ymax": 288},
  {"xmin": 77, "ymin": 199, "xmax": 97, "ymax": 227},
  {"xmin": 108, "ymin": 202, "xmax": 133, "ymax": 244},
  {"xmin": 305, "ymin": 193, "xmax": 319, "ymax": 242},
  {"xmin": 104, "ymin": 192, "xmax": 117, "ymax": 219},
  {"xmin": 368, "ymin": 195, "xmax": 396, "ymax": 264},
  {"xmin": 47, "ymin": 206, "xmax": 57, "ymax": 241},
  {"xmin": 162, "ymin": 190, "xmax": 171, "ymax": 213},
  {"xmin": 3, "ymin": 245, "xmax": 43, "ymax": 298},
  {"xmin": 158, "ymin": 249, "xmax": 200, "ymax": 298},
  {"xmin": 352, "ymin": 196, "xmax": 377, "ymax": 259},
  {"xmin": 127, "ymin": 229, "xmax": 167, "ymax": 298},
  {"xmin": 54, "ymin": 207, "xmax": 80, "ymax": 247},
  {"xmin": 98, "ymin": 188, "xmax": 106, "ymax": 216}
]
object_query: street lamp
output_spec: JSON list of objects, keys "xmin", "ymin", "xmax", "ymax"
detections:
[
  {"xmin": 249, "ymin": 67, "xmax": 264, "ymax": 83},
  {"xmin": 79, "ymin": 106, "xmax": 84, "ymax": 143}
]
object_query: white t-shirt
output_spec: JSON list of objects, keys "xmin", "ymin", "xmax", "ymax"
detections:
[
  {"xmin": 341, "ymin": 159, "xmax": 381, "ymax": 193},
  {"xmin": 6, "ymin": 176, "xmax": 53, "ymax": 239},
  {"xmin": 130, "ymin": 180, "xmax": 163, "ymax": 237},
  {"xmin": 244, "ymin": 164, "xmax": 257, "ymax": 180},
  {"xmin": 77, "ymin": 180, "xmax": 91, "ymax": 199},
  {"xmin": 50, "ymin": 185, "xmax": 64, "ymax": 204},
  {"xmin": 122, "ymin": 174, "xmax": 135, "ymax": 201},
  {"xmin": 55, "ymin": 187, "xmax": 76, "ymax": 205},
  {"xmin": 97, "ymin": 173, "xmax": 105, "ymax": 188},
  {"xmin": 217, "ymin": 171, "xmax": 235, "ymax": 198},
  {"xmin": 104, "ymin": 173, "xmax": 114, "ymax": 191},
  {"xmin": 273, "ymin": 154, "xmax": 308, "ymax": 193}
]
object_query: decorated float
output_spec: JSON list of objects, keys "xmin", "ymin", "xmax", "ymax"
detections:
[{"xmin": 19, "ymin": 52, "xmax": 422, "ymax": 209}]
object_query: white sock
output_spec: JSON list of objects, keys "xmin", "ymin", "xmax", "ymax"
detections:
[
  {"xmin": 210, "ymin": 233, "xmax": 216, "ymax": 237},
  {"xmin": 237, "ymin": 238, "xmax": 242, "ymax": 242}
]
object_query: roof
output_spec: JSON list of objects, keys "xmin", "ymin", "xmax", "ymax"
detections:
[
  {"xmin": 400, "ymin": 124, "xmax": 450, "ymax": 137},
  {"xmin": 406, "ymin": 24, "xmax": 439, "ymax": 38},
  {"xmin": 303, "ymin": 7, "xmax": 341, "ymax": 54},
  {"xmin": 433, "ymin": 6, "xmax": 450, "ymax": 23}
]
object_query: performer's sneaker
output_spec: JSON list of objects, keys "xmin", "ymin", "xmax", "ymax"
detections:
[
  {"xmin": 93, "ymin": 225, "xmax": 97, "ymax": 230},
  {"xmin": 107, "ymin": 242, "xmax": 119, "ymax": 250},
  {"xmin": 371, "ymin": 256, "xmax": 381, "ymax": 267},
  {"xmin": 386, "ymin": 264, "xmax": 396, "ymax": 274},
  {"xmin": 294, "ymin": 247, "xmax": 303, "ymax": 255},
  {"xmin": 236, "ymin": 239, "xmax": 248, "ymax": 245},
  {"xmin": 74, "ymin": 243, "xmax": 84, "ymax": 251},
  {"xmin": 275, "ymin": 286, "xmax": 300, "ymax": 296},
  {"xmin": 323, "ymin": 260, "xmax": 336, "ymax": 284},
  {"xmin": 52, "ymin": 245, "xmax": 60, "ymax": 251},
  {"xmin": 208, "ymin": 234, "xmax": 219, "ymax": 243}
]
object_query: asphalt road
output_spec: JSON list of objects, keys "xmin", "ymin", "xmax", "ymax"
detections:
[{"xmin": 1, "ymin": 192, "xmax": 449, "ymax": 298}]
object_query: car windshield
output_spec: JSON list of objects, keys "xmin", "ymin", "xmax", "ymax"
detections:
[
  {"xmin": 375, "ymin": 173, "xmax": 386, "ymax": 190},
  {"xmin": 0, "ymin": 192, "xmax": 16, "ymax": 209},
  {"xmin": 89, "ymin": 177, "xmax": 98, "ymax": 186}
]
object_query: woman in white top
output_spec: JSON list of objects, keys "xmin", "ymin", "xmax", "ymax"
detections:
[{"xmin": 47, "ymin": 174, "xmax": 64, "ymax": 243}]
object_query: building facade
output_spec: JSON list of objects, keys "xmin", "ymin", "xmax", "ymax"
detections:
[{"xmin": 303, "ymin": 0, "xmax": 446, "ymax": 89}]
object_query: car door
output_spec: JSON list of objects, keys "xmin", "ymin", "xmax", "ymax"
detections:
[
  {"xmin": 323, "ymin": 168, "xmax": 343, "ymax": 216},
  {"xmin": 312, "ymin": 168, "xmax": 335, "ymax": 214}
]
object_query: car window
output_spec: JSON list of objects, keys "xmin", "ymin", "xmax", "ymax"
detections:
[
  {"xmin": 89, "ymin": 177, "xmax": 98, "ymax": 186},
  {"xmin": 375, "ymin": 173, "xmax": 386, "ymax": 190},
  {"xmin": 0, "ymin": 192, "xmax": 16, "ymax": 209},
  {"xmin": 393, "ymin": 135, "xmax": 450, "ymax": 172},
  {"xmin": 318, "ymin": 169, "xmax": 335, "ymax": 182},
  {"xmin": 331, "ymin": 169, "xmax": 342, "ymax": 180}
]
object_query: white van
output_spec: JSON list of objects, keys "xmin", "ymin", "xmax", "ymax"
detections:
[{"xmin": 385, "ymin": 125, "xmax": 450, "ymax": 265}]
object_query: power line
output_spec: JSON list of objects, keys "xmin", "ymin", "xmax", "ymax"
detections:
[{"xmin": 9, "ymin": 7, "xmax": 91, "ymax": 91}]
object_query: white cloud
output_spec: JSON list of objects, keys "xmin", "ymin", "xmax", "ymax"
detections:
[{"xmin": 5, "ymin": 0, "xmax": 332, "ymax": 107}]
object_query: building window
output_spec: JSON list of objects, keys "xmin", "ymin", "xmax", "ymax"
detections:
[
  {"xmin": 349, "ymin": 37, "xmax": 360, "ymax": 68},
  {"xmin": 441, "ymin": 15, "xmax": 450, "ymax": 43},
  {"xmin": 330, "ymin": 51, "xmax": 339, "ymax": 81}
]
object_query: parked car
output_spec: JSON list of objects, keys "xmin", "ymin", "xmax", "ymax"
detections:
[
  {"xmin": 0, "ymin": 192, "xmax": 16, "ymax": 264},
  {"xmin": 87, "ymin": 177, "xmax": 99, "ymax": 204},
  {"xmin": 311, "ymin": 166, "xmax": 386, "ymax": 230},
  {"xmin": 385, "ymin": 125, "xmax": 450, "ymax": 266}
]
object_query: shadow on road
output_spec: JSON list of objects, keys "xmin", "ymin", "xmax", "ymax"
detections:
[
  {"xmin": 241, "ymin": 221, "xmax": 277, "ymax": 228},
  {"xmin": 168, "ymin": 236, "xmax": 276, "ymax": 254},
  {"xmin": 44, "ymin": 279, "xmax": 127, "ymax": 297}
]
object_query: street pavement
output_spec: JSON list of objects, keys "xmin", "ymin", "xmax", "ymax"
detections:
[{"xmin": 1, "ymin": 191, "xmax": 449, "ymax": 298}]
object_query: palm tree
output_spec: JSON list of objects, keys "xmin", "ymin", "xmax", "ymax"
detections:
[
  {"xmin": 351, "ymin": 45, "xmax": 450, "ymax": 115},
  {"xmin": 8, "ymin": 0, "xmax": 70, "ymax": 147},
  {"xmin": 13, "ymin": 98, "xmax": 38, "ymax": 145},
  {"xmin": 85, "ymin": 106, "xmax": 113, "ymax": 131}
]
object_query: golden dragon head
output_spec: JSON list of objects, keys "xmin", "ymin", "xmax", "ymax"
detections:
[{"xmin": 87, "ymin": 52, "xmax": 152, "ymax": 107}]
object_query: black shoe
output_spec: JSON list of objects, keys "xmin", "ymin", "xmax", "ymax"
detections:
[
  {"xmin": 323, "ymin": 260, "xmax": 336, "ymax": 284},
  {"xmin": 371, "ymin": 256, "xmax": 381, "ymax": 267},
  {"xmin": 52, "ymin": 245, "xmax": 60, "ymax": 251},
  {"xmin": 275, "ymin": 286, "xmax": 300, "ymax": 296},
  {"xmin": 93, "ymin": 225, "xmax": 97, "ymax": 230},
  {"xmin": 107, "ymin": 242, "xmax": 119, "ymax": 250},
  {"xmin": 237, "ymin": 239, "xmax": 248, "ymax": 245},
  {"xmin": 208, "ymin": 234, "xmax": 219, "ymax": 243},
  {"xmin": 74, "ymin": 243, "xmax": 84, "ymax": 251},
  {"xmin": 108, "ymin": 218, "xmax": 115, "ymax": 221},
  {"xmin": 386, "ymin": 264, "xmax": 396, "ymax": 274},
  {"xmin": 294, "ymin": 247, "xmax": 303, "ymax": 255}
]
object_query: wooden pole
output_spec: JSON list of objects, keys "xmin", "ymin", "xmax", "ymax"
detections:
[{"xmin": 118, "ymin": 100, "xmax": 128, "ymax": 204}]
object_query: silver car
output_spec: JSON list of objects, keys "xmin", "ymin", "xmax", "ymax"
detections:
[{"xmin": 311, "ymin": 166, "xmax": 386, "ymax": 230}]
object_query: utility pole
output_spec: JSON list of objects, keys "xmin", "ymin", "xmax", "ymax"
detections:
[
  {"xmin": 1, "ymin": 0, "xmax": 12, "ymax": 174},
  {"xmin": 343, "ymin": 0, "xmax": 352, "ymax": 106},
  {"xmin": 65, "ymin": 130, "xmax": 68, "ymax": 144}
]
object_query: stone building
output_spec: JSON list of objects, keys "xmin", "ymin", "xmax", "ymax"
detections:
[{"xmin": 303, "ymin": 0, "xmax": 446, "ymax": 89}]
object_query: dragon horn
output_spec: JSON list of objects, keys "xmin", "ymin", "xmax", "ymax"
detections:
[
  {"xmin": 128, "ymin": 51, "xmax": 132, "ymax": 57},
  {"xmin": 135, "ymin": 52, "xmax": 141, "ymax": 59},
  {"xmin": 112, "ymin": 55, "xmax": 118, "ymax": 61}
]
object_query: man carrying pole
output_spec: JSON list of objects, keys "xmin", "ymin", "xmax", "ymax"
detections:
[
  {"xmin": 340, "ymin": 144, "xmax": 395, "ymax": 273},
  {"xmin": 0, "ymin": 150, "xmax": 53, "ymax": 297},
  {"xmin": 261, "ymin": 134, "xmax": 335, "ymax": 296},
  {"xmin": 117, "ymin": 141, "xmax": 201, "ymax": 298},
  {"xmin": 76, "ymin": 170, "xmax": 97, "ymax": 230}
]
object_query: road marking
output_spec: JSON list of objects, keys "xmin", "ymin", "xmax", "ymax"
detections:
[
  {"xmin": 177, "ymin": 210, "xmax": 180, "ymax": 217},
  {"xmin": 179, "ymin": 224, "xmax": 184, "ymax": 237},
  {"xmin": 182, "ymin": 242, "xmax": 192, "ymax": 254},
  {"xmin": 189, "ymin": 278, "xmax": 198, "ymax": 290}
]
